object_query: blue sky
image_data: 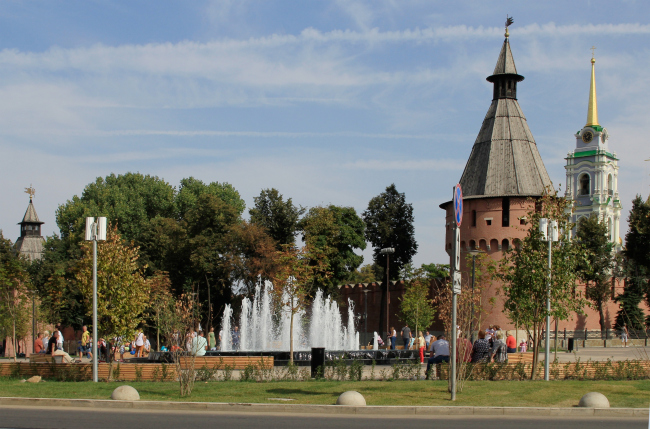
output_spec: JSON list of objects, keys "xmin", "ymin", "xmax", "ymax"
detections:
[{"xmin": 1, "ymin": 0, "xmax": 649, "ymax": 267}]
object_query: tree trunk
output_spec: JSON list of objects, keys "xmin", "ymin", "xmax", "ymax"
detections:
[
  {"xmin": 597, "ymin": 300, "xmax": 606, "ymax": 340},
  {"xmin": 157, "ymin": 313, "xmax": 160, "ymax": 352},
  {"xmin": 205, "ymin": 274, "xmax": 212, "ymax": 331},
  {"xmin": 12, "ymin": 317, "xmax": 16, "ymax": 363},
  {"xmin": 530, "ymin": 323, "xmax": 539, "ymax": 380}
]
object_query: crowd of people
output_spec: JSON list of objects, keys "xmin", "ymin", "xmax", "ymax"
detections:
[{"xmin": 374, "ymin": 324, "xmax": 527, "ymax": 376}]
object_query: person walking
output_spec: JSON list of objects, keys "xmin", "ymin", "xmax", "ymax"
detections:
[
  {"xmin": 401, "ymin": 324, "xmax": 412, "ymax": 350},
  {"xmin": 621, "ymin": 324, "xmax": 629, "ymax": 347},
  {"xmin": 390, "ymin": 327, "xmax": 397, "ymax": 350},
  {"xmin": 135, "ymin": 330, "xmax": 145, "ymax": 357},
  {"xmin": 424, "ymin": 331, "xmax": 432, "ymax": 350},
  {"xmin": 417, "ymin": 331, "xmax": 426, "ymax": 363}
]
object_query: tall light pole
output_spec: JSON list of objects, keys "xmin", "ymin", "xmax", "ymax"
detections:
[
  {"xmin": 32, "ymin": 289, "xmax": 36, "ymax": 354},
  {"xmin": 380, "ymin": 247, "xmax": 395, "ymax": 339},
  {"xmin": 85, "ymin": 217, "xmax": 106, "ymax": 383},
  {"xmin": 539, "ymin": 218, "xmax": 558, "ymax": 382},
  {"xmin": 363, "ymin": 289, "xmax": 369, "ymax": 346},
  {"xmin": 467, "ymin": 249, "xmax": 484, "ymax": 343}
]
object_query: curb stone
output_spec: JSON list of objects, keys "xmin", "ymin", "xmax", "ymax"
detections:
[{"xmin": 0, "ymin": 397, "xmax": 646, "ymax": 417}]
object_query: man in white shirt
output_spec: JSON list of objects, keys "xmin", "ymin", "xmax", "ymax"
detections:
[{"xmin": 192, "ymin": 331, "xmax": 208, "ymax": 357}]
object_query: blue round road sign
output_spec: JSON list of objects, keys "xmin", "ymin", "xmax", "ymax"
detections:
[{"xmin": 453, "ymin": 184, "xmax": 463, "ymax": 227}]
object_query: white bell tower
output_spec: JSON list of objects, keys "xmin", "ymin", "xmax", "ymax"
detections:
[{"xmin": 565, "ymin": 52, "xmax": 622, "ymax": 249}]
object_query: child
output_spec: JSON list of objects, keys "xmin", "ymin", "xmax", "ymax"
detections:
[{"xmin": 519, "ymin": 339, "xmax": 527, "ymax": 353}]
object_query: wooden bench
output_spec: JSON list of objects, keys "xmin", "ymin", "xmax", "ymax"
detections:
[
  {"xmin": 179, "ymin": 356, "xmax": 274, "ymax": 370},
  {"xmin": 507, "ymin": 353, "xmax": 534, "ymax": 364},
  {"xmin": 29, "ymin": 354, "xmax": 64, "ymax": 363},
  {"xmin": 100, "ymin": 362, "xmax": 175, "ymax": 381}
]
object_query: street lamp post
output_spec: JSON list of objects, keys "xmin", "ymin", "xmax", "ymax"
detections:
[
  {"xmin": 539, "ymin": 218, "xmax": 558, "ymax": 382},
  {"xmin": 380, "ymin": 247, "xmax": 395, "ymax": 340},
  {"xmin": 85, "ymin": 216, "xmax": 107, "ymax": 383},
  {"xmin": 32, "ymin": 290, "xmax": 36, "ymax": 354},
  {"xmin": 363, "ymin": 289, "xmax": 370, "ymax": 347},
  {"xmin": 467, "ymin": 249, "xmax": 484, "ymax": 343}
]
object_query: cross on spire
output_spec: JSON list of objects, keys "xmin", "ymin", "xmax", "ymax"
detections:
[{"xmin": 591, "ymin": 45, "xmax": 596, "ymax": 58}]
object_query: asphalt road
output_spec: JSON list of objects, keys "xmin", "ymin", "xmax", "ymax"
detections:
[{"xmin": 0, "ymin": 406, "xmax": 646, "ymax": 429}]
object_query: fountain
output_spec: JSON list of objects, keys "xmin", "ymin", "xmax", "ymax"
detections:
[{"xmin": 220, "ymin": 281, "xmax": 359, "ymax": 351}]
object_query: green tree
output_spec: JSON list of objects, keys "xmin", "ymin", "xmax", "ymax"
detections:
[
  {"xmin": 300, "ymin": 205, "xmax": 366, "ymax": 296},
  {"xmin": 495, "ymin": 193, "xmax": 587, "ymax": 379},
  {"xmin": 575, "ymin": 214, "xmax": 615, "ymax": 338},
  {"xmin": 399, "ymin": 269, "xmax": 436, "ymax": 338},
  {"xmin": 224, "ymin": 221, "xmax": 279, "ymax": 296},
  {"xmin": 363, "ymin": 184, "xmax": 418, "ymax": 335},
  {"xmin": 347, "ymin": 263, "xmax": 382, "ymax": 284},
  {"xmin": 420, "ymin": 263, "xmax": 450, "ymax": 279},
  {"xmin": 30, "ymin": 234, "xmax": 85, "ymax": 328},
  {"xmin": 616, "ymin": 195, "xmax": 650, "ymax": 329},
  {"xmin": 176, "ymin": 177, "xmax": 245, "ymax": 220},
  {"xmin": 56, "ymin": 172, "xmax": 176, "ymax": 248},
  {"xmin": 0, "ymin": 233, "xmax": 30, "ymax": 360},
  {"xmin": 271, "ymin": 245, "xmax": 325, "ymax": 364},
  {"xmin": 75, "ymin": 225, "xmax": 151, "ymax": 350},
  {"xmin": 249, "ymin": 188, "xmax": 304, "ymax": 249}
]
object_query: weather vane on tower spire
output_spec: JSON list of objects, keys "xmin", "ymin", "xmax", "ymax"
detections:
[
  {"xmin": 25, "ymin": 184, "xmax": 35, "ymax": 201},
  {"xmin": 505, "ymin": 15, "xmax": 514, "ymax": 38}
]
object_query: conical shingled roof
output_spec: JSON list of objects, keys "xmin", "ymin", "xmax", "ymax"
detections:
[
  {"xmin": 20, "ymin": 200, "xmax": 44, "ymax": 225},
  {"xmin": 487, "ymin": 37, "xmax": 522, "ymax": 81},
  {"xmin": 458, "ymin": 38, "xmax": 552, "ymax": 199}
]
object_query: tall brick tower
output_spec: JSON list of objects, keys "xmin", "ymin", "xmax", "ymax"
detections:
[{"xmin": 440, "ymin": 28, "xmax": 553, "ymax": 328}]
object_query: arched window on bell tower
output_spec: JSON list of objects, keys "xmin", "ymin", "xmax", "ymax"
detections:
[
  {"xmin": 579, "ymin": 174, "xmax": 590, "ymax": 195},
  {"xmin": 607, "ymin": 174, "xmax": 613, "ymax": 196}
]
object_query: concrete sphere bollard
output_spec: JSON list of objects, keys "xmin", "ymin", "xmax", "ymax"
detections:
[
  {"xmin": 578, "ymin": 392, "xmax": 609, "ymax": 408},
  {"xmin": 111, "ymin": 385, "xmax": 140, "ymax": 401},
  {"xmin": 336, "ymin": 391, "xmax": 366, "ymax": 406}
]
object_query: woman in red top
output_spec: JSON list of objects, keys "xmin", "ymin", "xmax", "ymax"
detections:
[{"xmin": 505, "ymin": 331, "xmax": 517, "ymax": 353}]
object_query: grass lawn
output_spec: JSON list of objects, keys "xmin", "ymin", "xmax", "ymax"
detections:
[{"xmin": 0, "ymin": 378, "xmax": 649, "ymax": 408}]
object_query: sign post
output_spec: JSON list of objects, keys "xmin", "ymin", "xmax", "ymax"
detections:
[{"xmin": 450, "ymin": 184, "xmax": 462, "ymax": 401}]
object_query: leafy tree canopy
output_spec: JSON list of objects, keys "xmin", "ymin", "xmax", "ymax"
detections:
[
  {"xmin": 616, "ymin": 195, "xmax": 650, "ymax": 329},
  {"xmin": 0, "ymin": 233, "xmax": 30, "ymax": 344},
  {"xmin": 495, "ymin": 193, "xmax": 587, "ymax": 378},
  {"xmin": 362, "ymin": 184, "xmax": 418, "ymax": 279},
  {"xmin": 575, "ymin": 214, "xmax": 615, "ymax": 336},
  {"xmin": 249, "ymin": 188, "xmax": 304, "ymax": 249},
  {"xmin": 75, "ymin": 225, "xmax": 151, "ymax": 342},
  {"xmin": 399, "ymin": 269, "xmax": 436, "ymax": 335},
  {"xmin": 300, "ymin": 205, "xmax": 366, "ymax": 296}
]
